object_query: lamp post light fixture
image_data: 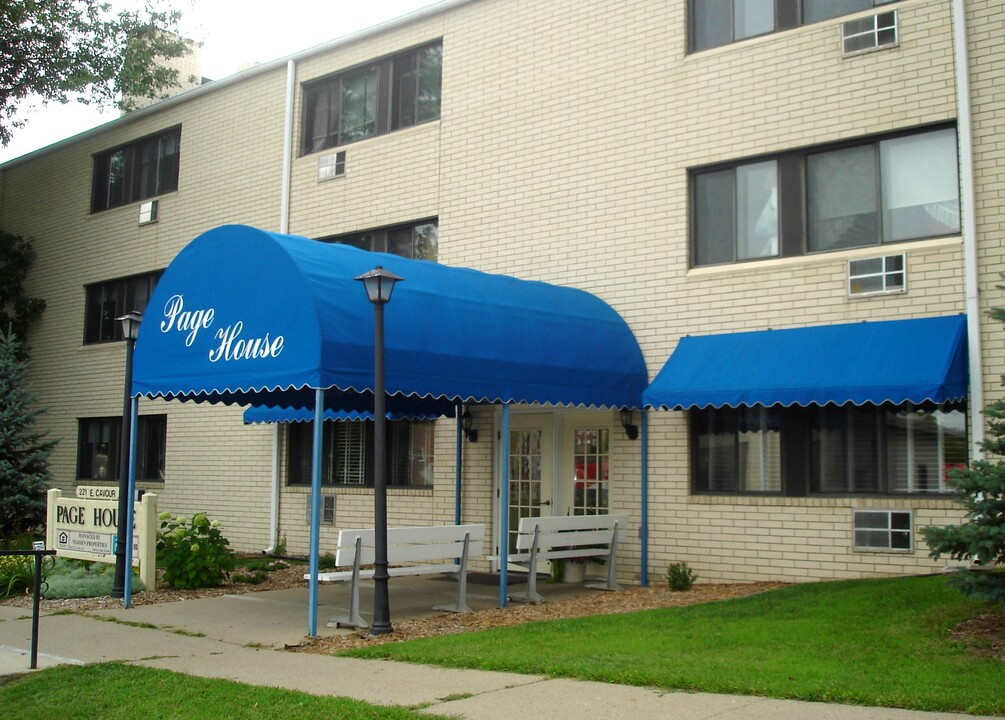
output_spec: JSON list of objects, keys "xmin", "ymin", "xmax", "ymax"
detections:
[
  {"xmin": 110, "ymin": 310, "xmax": 142, "ymax": 600},
  {"xmin": 354, "ymin": 266, "xmax": 403, "ymax": 636},
  {"xmin": 619, "ymin": 407, "xmax": 639, "ymax": 441}
]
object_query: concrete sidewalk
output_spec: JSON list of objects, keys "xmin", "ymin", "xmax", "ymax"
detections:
[{"xmin": 0, "ymin": 579, "xmax": 996, "ymax": 720}]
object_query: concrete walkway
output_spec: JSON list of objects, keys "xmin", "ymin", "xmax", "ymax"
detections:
[{"xmin": 0, "ymin": 579, "xmax": 996, "ymax": 720}]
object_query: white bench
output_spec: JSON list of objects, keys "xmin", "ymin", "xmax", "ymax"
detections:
[
  {"xmin": 507, "ymin": 514, "xmax": 628, "ymax": 603},
  {"xmin": 306, "ymin": 523, "xmax": 485, "ymax": 629}
]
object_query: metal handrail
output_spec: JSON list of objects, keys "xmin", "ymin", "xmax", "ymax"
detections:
[{"xmin": 1, "ymin": 548, "xmax": 56, "ymax": 669}]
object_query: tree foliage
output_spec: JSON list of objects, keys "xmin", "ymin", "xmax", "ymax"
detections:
[
  {"xmin": 0, "ymin": 230, "xmax": 45, "ymax": 359},
  {"xmin": 921, "ymin": 302, "xmax": 1005, "ymax": 604},
  {"xmin": 1, "ymin": 1, "xmax": 190, "ymax": 146},
  {"xmin": 0, "ymin": 330, "xmax": 57, "ymax": 541}
]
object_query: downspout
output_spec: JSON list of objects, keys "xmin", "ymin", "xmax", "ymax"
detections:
[
  {"xmin": 952, "ymin": 0, "xmax": 985, "ymax": 460},
  {"xmin": 264, "ymin": 58, "xmax": 297, "ymax": 554}
]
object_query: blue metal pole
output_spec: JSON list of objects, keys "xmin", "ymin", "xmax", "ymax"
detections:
[
  {"xmin": 499, "ymin": 404, "xmax": 511, "ymax": 608},
  {"xmin": 455, "ymin": 403, "xmax": 463, "ymax": 526},
  {"xmin": 124, "ymin": 395, "xmax": 139, "ymax": 606},
  {"xmin": 640, "ymin": 409, "xmax": 649, "ymax": 587},
  {"xmin": 308, "ymin": 388, "xmax": 324, "ymax": 636}
]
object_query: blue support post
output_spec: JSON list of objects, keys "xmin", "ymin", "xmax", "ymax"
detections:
[
  {"xmin": 308, "ymin": 388, "xmax": 324, "ymax": 636},
  {"xmin": 499, "ymin": 404, "xmax": 511, "ymax": 608},
  {"xmin": 641, "ymin": 409, "xmax": 649, "ymax": 587},
  {"xmin": 455, "ymin": 403, "xmax": 463, "ymax": 526}
]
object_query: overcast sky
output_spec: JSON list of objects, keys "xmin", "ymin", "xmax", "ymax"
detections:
[{"xmin": 0, "ymin": 0, "xmax": 441, "ymax": 163}]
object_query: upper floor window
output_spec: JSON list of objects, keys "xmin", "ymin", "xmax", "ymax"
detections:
[
  {"xmin": 322, "ymin": 219, "xmax": 438, "ymax": 261},
  {"xmin": 84, "ymin": 271, "xmax": 162, "ymax": 345},
  {"xmin": 77, "ymin": 415, "xmax": 167, "ymax": 482},
  {"xmin": 92, "ymin": 127, "xmax": 180, "ymax": 212},
  {"xmin": 302, "ymin": 41, "xmax": 442, "ymax": 155},
  {"xmin": 688, "ymin": 0, "xmax": 898, "ymax": 52},
  {"xmin": 691, "ymin": 126, "xmax": 959, "ymax": 268},
  {"xmin": 287, "ymin": 419, "xmax": 434, "ymax": 488}
]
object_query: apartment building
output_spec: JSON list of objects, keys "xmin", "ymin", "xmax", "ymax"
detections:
[{"xmin": 1, "ymin": 0, "xmax": 1001, "ymax": 586}]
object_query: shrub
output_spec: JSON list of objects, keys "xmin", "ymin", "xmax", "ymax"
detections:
[
  {"xmin": 667, "ymin": 561, "xmax": 697, "ymax": 591},
  {"xmin": 43, "ymin": 557, "xmax": 145, "ymax": 599},
  {"xmin": 157, "ymin": 513, "xmax": 235, "ymax": 590},
  {"xmin": 0, "ymin": 553, "xmax": 41, "ymax": 599}
]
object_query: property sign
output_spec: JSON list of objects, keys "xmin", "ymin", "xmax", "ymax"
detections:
[{"xmin": 46, "ymin": 488, "xmax": 158, "ymax": 590}]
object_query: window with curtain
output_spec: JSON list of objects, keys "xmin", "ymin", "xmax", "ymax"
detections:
[
  {"xmin": 91, "ymin": 127, "xmax": 181, "ymax": 212},
  {"xmin": 691, "ymin": 404, "xmax": 964, "ymax": 495},
  {"xmin": 287, "ymin": 419, "xmax": 435, "ymax": 488},
  {"xmin": 302, "ymin": 41, "xmax": 442, "ymax": 154}
]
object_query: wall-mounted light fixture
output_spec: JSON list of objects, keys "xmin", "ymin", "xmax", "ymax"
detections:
[
  {"xmin": 620, "ymin": 407, "xmax": 639, "ymax": 441},
  {"xmin": 462, "ymin": 408, "xmax": 478, "ymax": 442}
]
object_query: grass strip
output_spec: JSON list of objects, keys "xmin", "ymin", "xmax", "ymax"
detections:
[
  {"xmin": 0, "ymin": 662, "xmax": 451, "ymax": 720},
  {"xmin": 344, "ymin": 575, "xmax": 1005, "ymax": 715}
]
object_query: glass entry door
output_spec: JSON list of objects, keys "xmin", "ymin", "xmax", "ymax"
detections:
[{"xmin": 506, "ymin": 414, "xmax": 553, "ymax": 558}]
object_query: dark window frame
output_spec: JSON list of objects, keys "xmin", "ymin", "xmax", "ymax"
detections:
[
  {"xmin": 301, "ymin": 40, "xmax": 442, "ymax": 155},
  {"xmin": 320, "ymin": 218, "xmax": 439, "ymax": 261},
  {"xmin": 690, "ymin": 124, "xmax": 960, "ymax": 268},
  {"xmin": 91, "ymin": 126, "xmax": 181, "ymax": 212},
  {"xmin": 688, "ymin": 0, "xmax": 900, "ymax": 53},
  {"xmin": 286, "ymin": 419, "xmax": 435, "ymax": 489},
  {"xmin": 690, "ymin": 402, "xmax": 967, "ymax": 497},
  {"xmin": 84, "ymin": 271, "xmax": 163, "ymax": 345},
  {"xmin": 77, "ymin": 415, "xmax": 167, "ymax": 482}
]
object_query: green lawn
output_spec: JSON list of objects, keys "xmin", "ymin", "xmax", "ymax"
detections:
[
  {"xmin": 0, "ymin": 663, "xmax": 450, "ymax": 720},
  {"xmin": 344, "ymin": 575, "xmax": 1005, "ymax": 716}
]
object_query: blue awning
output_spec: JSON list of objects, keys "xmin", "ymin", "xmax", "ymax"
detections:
[
  {"xmin": 133, "ymin": 225, "xmax": 646, "ymax": 410},
  {"xmin": 643, "ymin": 315, "xmax": 969, "ymax": 410}
]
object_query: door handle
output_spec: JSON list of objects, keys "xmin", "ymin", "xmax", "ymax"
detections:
[{"xmin": 540, "ymin": 500, "xmax": 551, "ymax": 506}]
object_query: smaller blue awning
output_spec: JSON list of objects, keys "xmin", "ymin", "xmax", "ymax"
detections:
[{"xmin": 644, "ymin": 315, "xmax": 969, "ymax": 410}]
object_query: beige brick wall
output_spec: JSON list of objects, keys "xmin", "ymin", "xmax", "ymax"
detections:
[{"xmin": 1, "ymin": 0, "xmax": 1000, "ymax": 583}]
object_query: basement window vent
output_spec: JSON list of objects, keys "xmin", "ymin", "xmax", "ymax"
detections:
[
  {"xmin": 317, "ymin": 151, "xmax": 346, "ymax": 182},
  {"xmin": 848, "ymin": 254, "xmax": 906, "ymax": 296},
  {"xmin": 842, "ymin": 10, "xmax": 898, "ymax": 56},
  {"xmin": 306, "ymin": 495, "xmax": 336, "ymax": 525},
  {"xmin": 853, "ymin": 509, "xmax": 912, "ymax": 552}
]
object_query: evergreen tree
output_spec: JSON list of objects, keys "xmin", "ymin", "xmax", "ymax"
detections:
[
  {"xmin": 0, "ymin": 330, "xmax": 56, "ymax": 542},
  {"xmin": 921, "ymin": 305, "xmax": 1005, "ymax": 604}
]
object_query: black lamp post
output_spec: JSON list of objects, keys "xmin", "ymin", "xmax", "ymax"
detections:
[
  {"xmin": 354, "ymin": 266, "xmax": 402, "ymax": 636},
  {"xmin": 111, "ymin": 310, "xmax": 142, "ymax": 600}
]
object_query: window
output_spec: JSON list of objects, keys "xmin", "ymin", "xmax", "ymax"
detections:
[
  {"xmin": 691, "ymin": 126, "xmax": 960, "ymax": 267},
  {"xmin": 77, "ymin": 416, "xmax": 167, "ymax": 481},
  {"xmin": 689, "ymin": 0, "xmax": 898, "ymax": 52},
  {"xmin": 692, "ymin": 407, "xmax": 781, "ymax": 493},
  {"xmin": 92, "ymin": 127, "xmax": 181, "ymax": 212},
  {"xmin": 322, "ymin": 219, "xmax": 438, "ymax": 261},
  {"xmin": 694, "ymin": 160, "xmax": 778, "ymax": 265},
  {"xmin": 842, "ymin": 10, "xmax": 898, "ymax": 55},
  {"xmin": 853, "ymin": 509, "xmax": 912, "ymax": 551},
  {"xmin": 287, "ymin": 419, "xmax": 434, "ymax": 488},
  {"xmin": 84, "ymin": 271, "xmax": 162, "ymax": 344},
  {"xmin": 848, "ymin": 254, "xmax": 905, "ymax": 296},
  {"xmin": 691, "ymin": 0, "xmax": 775, "ymax": 52},
  {"xmin": 302, "ymin": 41, "xmax": 442, "ymax": 154},
  {"xmin": 691, "ymin": 404, "xmax": 965, "ymax": 496},
  {"xmin": 573, "ymin": 428, "xmax": 610, "ymax": 514}
]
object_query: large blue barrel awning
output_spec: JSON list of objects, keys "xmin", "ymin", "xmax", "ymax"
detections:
[
  {"xmin": 643, "ymin": 315, "xmax": 969, "ymax": 410},
  {"xmin": 133, "ymin": 225, "xmax": 646, "ymax": 410}
]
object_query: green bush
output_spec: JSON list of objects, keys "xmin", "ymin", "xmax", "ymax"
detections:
[
  {"xmin": 0, "ymin": 553, "xmax": 41, "ymax": 599},
  {"xmin": 667, "ymin": 561, "xmax": 697, "ymax": 591},
  {"xmin": 157, "ymin": 513, "xmax": 235, "ymax": 590}
]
